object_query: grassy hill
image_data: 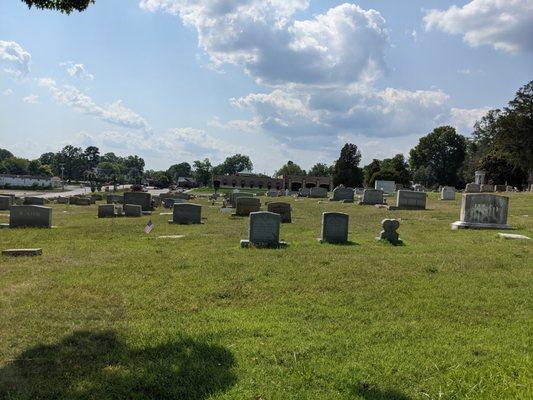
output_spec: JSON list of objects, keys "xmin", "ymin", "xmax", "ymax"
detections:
[{"xmin": 0, "ymin": 192, "xmax": 531, "ymax": 399}]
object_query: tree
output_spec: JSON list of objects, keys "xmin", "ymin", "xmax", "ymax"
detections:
[
  {"xmin": 363, "ymin": 159, "xmax": 381, "ymax": 187},
  {"xmin": 21, "ymin": 0, "xmax": 94, "ymax": 13},
  {"xmin": 123, "ymin": 155, "xmax": 145, "ymax": 184},
  {"xmin": 0, "ymin": 148, "xmax": 14, "ymax": 163},
  {"xmin": 214, "ymin": 154, "xmax": 253, "ymax": 175},
  {"xmin": 479, "ymin": 152, "xmax": 527, "ymax": 187},
  {"xmin": 167, "ymin": 162, "xmax": 192, "ymax": 182},
  {"xmin": 409, "ymin": 126, "xmax": 466, "ymax": 187},
  {"xmin": 84, "ymin": 146, "xmax": 100, "ymax": 170},
  {"xmin": 332, "ymin": 143, "xmax": 364, "ymax": 187},
  {"xmin": 145, "ymin": 170, "xmax": 171, "ymax": 188},
  {"xmin": 275, "ymin": 161, "xmax": 305, "ymax": 176},
  {"xmin": 308, "ymin": 163, "xmax": 332, "ymax": 177},
  {"xmin": 56, "ymin": 145, "xmax": 85, "ymax": 181},
  {"xmin": 1, "ymin": 157, "xmax": 29, "ymax": 175},
  {"xmin": 39, "ymin": 152, "xmax": 56, "ymax": 166},
  {"xmin": 193, "ymin": 158, "xmax": 213, "ymax": 186}
]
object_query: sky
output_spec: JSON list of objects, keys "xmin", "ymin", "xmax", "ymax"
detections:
[{"xmin": 1, "ymin": 0, "xmax": 532, "ymax": 175}]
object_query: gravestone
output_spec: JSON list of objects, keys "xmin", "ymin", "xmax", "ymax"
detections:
[
  {"xmin": 374, "ymin": 180, "xmax": 396, "ymax": 194},
  {"xmin": 2, "ymin": 248, "xmax": 42, "ymax": 256},
  {"xmin": 240, "ymin": 211, "xmax": 286, "ymax": 248},
  {"xmin": 480, "ymin": 184, "xmax": 495, "ymax": 192},
  {"xmin": 392, "ymin": 190, "xmax": 427, "ymax": 210},
  {"xmin": 319, "ymin": 212, "xmax": 349, "ymax": 243},
  {"xmin": 235, "ymin": 197, "xmax": 261, "ymax": 216},
  {"xmin": 506, "ymin": 185, "xmax": 514, "ymax": 192},
  {"xmin": 23, "ymin": 197, "xmax": 46, "ymax": 205},
  {"xmin": 451, "ymin": 194, "xmax": 511, "ymax": 230},
  {"xmin": 376, "ymin": 219, "xmax": 401, "ymax": 244},
  {"xmin": 359, "ymin": 189, "xmax": 384, "ymax": 205},
  {"xmin": 299, "ymin": 188, "xmax": 310, "ymax": 197},
  {"xmin": 71, "ymin": 197, "xmax": 91, "ymax": 206},
  {"xmin": 331, "ymin": 186, "xmax": 354, "ymax": 202},
  {"xmin": 354, "ymin": 188, "xmax": 365, "ymax": 196},
  {"xmin": 106, "ymin": 194, "xmax": 123, "ymax": 204},
  {"xmin": 124, "ymin": 204, "xmax": 142, "ymax": 217},
  {"xmin": 267, "ymin": 202, "xmax": 291, "ymax": 223},
  {"xmin": 309, "ymin": 187, "xmax": 328, "ymax": 198},
  {"xmin": 474, "ymin": 170, "xmax": 486, "ymax": 185},
  {"xmin": 56, "ymin": 197, "xmax": 69, "ymax": 204},
  {"xmin": 440, "ymin": 186, "xmax": 456, "ymax": 200},
  {"xmin": 465, "ymin": 183, "xmax": 480, "ymax": 193},
  {"xmin": 266, "ymin": 189, "xmax": 279, "ymax": 197},
  {"xmin": 230, "ymin": 192, "xmax": 252, "ymax": 207},
  {"xmin": 123, "ymin": 192, "xmax": 152, "ymax": 211},
  {"xmin": 90, "ymin": 194, "xmax": 103, "ymax": 201},
  {"xmin": 413, "ymin": 184, "xmax": 425, "ymax": 192},
  {"xmin": 170, "ymin": 203, "xmax": 202, "ymax": 224},
  {"xmin": 0, "ymin": 195, "xmax": 12, "ymax": 210},
  {"xmin": 494, "ymin": 185, "xmax": 506, "ymax": 192},
  {"xmin": 9, "ymin": 205, "xmax": 52, "ymax": 228},
  {"xmin": 98, "ymin": 204, "xmax": 120, "ymax": 218}
]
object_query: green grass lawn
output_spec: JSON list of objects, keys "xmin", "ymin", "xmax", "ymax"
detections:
[{"xmin": 0, "ymin": 193, "xmax": 532, "ymax": 399}]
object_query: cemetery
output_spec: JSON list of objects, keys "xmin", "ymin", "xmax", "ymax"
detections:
[{"xmin": 1, "ymin": 188, "xmax": 531, "ymax": 399}]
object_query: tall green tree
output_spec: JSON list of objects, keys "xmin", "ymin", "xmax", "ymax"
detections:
[
  {"xmin": 332, "ymin": 143, "xmax": 364, "ymax": 187},
  {"xmin": 275, "ymin": 161, "xmax": 305, "ymax": 176},
  {"xmin": 167, "ymin": 162, "xmax": 192, "ymax": 181},
  {"xmin": 21, "ymin": 0, "xmax": 94, "ymax": 13},
  {"xmin": 56, "ymin": 145, "xmax": 85, "ymax": 181},
  {"xmin": 1, "ymin": 157, "xmax": 30, "ymax": 175},
  {"xmin": 213, "ymin": 154, "xmax": 253, "ymax": 175},
  {"xmin": 84, "ymin": 146, "xmax": 100, "ymax": 170},
  {"xmin": 308, "ymin": 163, "xmax": 332, "ymax": 177},
  {"xmin": 0, "ymin": 149, "xmax": 14, "ymax": 163},
  {"xmin": 363, "ymin": 159, "xmax": 381, "ymax": 186},
  {"xmin": 409, "ymin": 126, "xmax": 466, "ymax": 187},
  {"xmin": 193, "ymin": 158, "xmax": 213, "ymax": 186}
]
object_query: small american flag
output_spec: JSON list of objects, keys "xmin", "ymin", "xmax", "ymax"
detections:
[{"xmin": 144, "ymin": 219, "xmax": 154, "ymax": 234}]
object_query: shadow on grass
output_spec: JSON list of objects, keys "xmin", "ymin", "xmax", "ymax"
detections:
[
  {"xmin": 0, "ymin": 330, "xmax": 236, "ymax": 400},
  {"xmin": 319, "ymin": 240, "xmax": 360, "ymax": 246},
  {"xmin": 350, "ymin": 382, "xmax": 412, "ymax": 400}
]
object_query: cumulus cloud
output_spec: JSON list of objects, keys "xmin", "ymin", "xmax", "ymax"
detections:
[
  {"xmin": 0, "ymin": 40, "xmax": 31, "ymax": 78},
  {"xmin": 424, "ymin": 0, "xmax": 533, "ymax": 53},
  {"xmin": 38, "ymin": 77, "xmax": 151, "ymax": 131},
  {"xmin": 140, "ymin": 1, "xmax": 388, "ymax": 87},
  {"xmin": 22, "ymin": 94, "xmax": 39, "ymax": 104},
  {"xmin": 450, "ymin": 106, "xmax": 491, "ymax": 134},
  {"xmin": 2, "ymin": 88, "xmax": 13, "ymax": 96},
  {"xmin": 60, "ymin": 61, "xmax": 94, "ymax": 79}
]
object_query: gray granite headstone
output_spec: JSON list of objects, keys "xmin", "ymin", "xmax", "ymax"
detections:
[
  {"xmin": 235, "ymin": 197, "xmax": 261, "ymax": 216},
  {"xmin": 376, "ymin": 219, "xmax": 401, "ymax": 244},
  {"xmin": 309, "ymin": 187, "xmax": 328, "ymax": 198},
  {"xmin": 360, "ymin": 189, "xmax": 384, "ymax": 205},
  {"xmin": 298, "ymin": 188, "xmax": 310, "ymax": 197},
  {"xmin": 331, "ymin": 186, "xmax": 354, "ymax": 201},
  {"xmin": 123, "ymin": 192, "xmax": 152, "ymax": 211},
  {"xmin": 394, "ymin": 190, "xmax": 427, "ymax": 209},
  {"xmin": 124, "ymin": 204, "xmax": 142, "ymax": 217},
  {"xmin": 320, "ymin": 212, "xmax": 349, "ymax": 243},
  {"xmin": 440, "ymin": 186, "xmax": 456, "ymax": 200},
  {"xmin": 374, "ymin": 180, "xmax": 396, "ymax": 193},
  {"xmin": 451, "ymin": 193, "xmax": 511, "ymax": 229},
  {"xmin": 465, "ymin": 183, "xmax": 480, "ymax": 193},
  {"xmin": 98, "ymin": 204, "xmax": 118, "ymax": 218},
  {"xmin": 241, "ymin": 211, "xmax": 285, "ymax": 248},
  {"xmin": 106, "ymin": 194, "xmax": 124, "ymax": 204},
  {"xmin": 0, "ymin": 195, "xmax": 12, "ymax": 210},
  {"xmin": 23, "ymin": 196, "xmax": 46, "ymax": 205},
  {"xmin": 170, "ymin": 203, "xmax": 202, "ymax": 224},
  {"xmin": 267, "ymin": 202, "xmax": 291, "ymax": 223},
  {"xmin": 9, "ymin": 205, "xmax": 52, "ymax": 228}
]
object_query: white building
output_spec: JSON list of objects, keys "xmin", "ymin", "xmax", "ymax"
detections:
[{"xmin": 0, "ymin": 174, "xmax": 61, "ymax": 188}]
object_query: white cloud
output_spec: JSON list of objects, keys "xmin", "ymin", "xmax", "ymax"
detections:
[
  {"xmin": 424, "ymin": 0, "xmax": 533, "ymax": 53},
  {"xmin": 0, "ymin": 40, "xmax": 31, "ymax": 77},
  {"xmin": 2, "ymin": 88, "xmax": 13, "ymax": 96},
  {"xmin": 140, "ymin": 1, "xmax": 388, "ymax": 87},
  {"xmin": 60, "ymin": 61, "xmax": 94, "ymax": 79},
  {"xmin": 39, "ymin": 77, "xmax": 151, "ymax": 131},
  {"xmin": 22, "ymin": 94, "xmax": 39, "ymax": 104},
  {"xmin": 450, "ymin": 106, "xmax": 491, "ymax": 134}
]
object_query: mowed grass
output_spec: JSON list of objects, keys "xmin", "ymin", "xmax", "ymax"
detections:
[{"xmin": 0, "ymin": 192, "xmax": 531, "ymax": 399}]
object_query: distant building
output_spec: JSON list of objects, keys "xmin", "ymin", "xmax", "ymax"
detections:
[
  {"xmin": 212, "ymin": 172, "xmax": 332, "ymax": 191},
  {"xmin": 279, "ymin": 175, "xmax": 332, "ymax": 191},
  {"xmin": 213, "ymin": 172, "xmax": 284, "ymax": 190},
  {"xmin": 177, "ymin": 176, "xmax": 198, "ymax": 188},
  {"xmin": 0, "ymin": 174, "xmax": 61, "ymax": 188}
]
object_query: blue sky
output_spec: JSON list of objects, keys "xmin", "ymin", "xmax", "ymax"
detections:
[{"xmin": 1, "ymin": 0, "xmax": 532, "ymax": 174}]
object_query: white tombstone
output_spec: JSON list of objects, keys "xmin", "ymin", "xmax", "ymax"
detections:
[
  {"xmin": 374, "ymin": 180, "xmax": 396, "ymax": 194},
  {"xmin": 440, "ymin": 186, "xmax": 456, "ymax": 200},
  {"xmin": 451, "ymin": 194, "xmax": 511, "ymax": 230}
]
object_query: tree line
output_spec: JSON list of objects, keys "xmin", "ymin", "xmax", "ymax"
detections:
[{"xmin": 1, "ymin": 81, "xmax": 531, "ymax": 189}]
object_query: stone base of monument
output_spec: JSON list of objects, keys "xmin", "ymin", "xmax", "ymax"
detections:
[
  {"xmin": 2, "ymin": 248, "xmax": 42, "ymax": 256},
  {"xmin": 451, "ymin": 221, "xmax": 512, "ymax": 230},
  {"xmin": 240, "ymin": 239, "xmax": 287, "ymax": 248},
  {"xmin": 387, "ymin": 205, "xmax": 426, "ymax": 210},
  {"xmin": 167, "ymin": 219, "xmax": 203, "ymax": 225},
  {"xmin": 142, "ymin": 211, "xmax": 152, "ymax": 215}
]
